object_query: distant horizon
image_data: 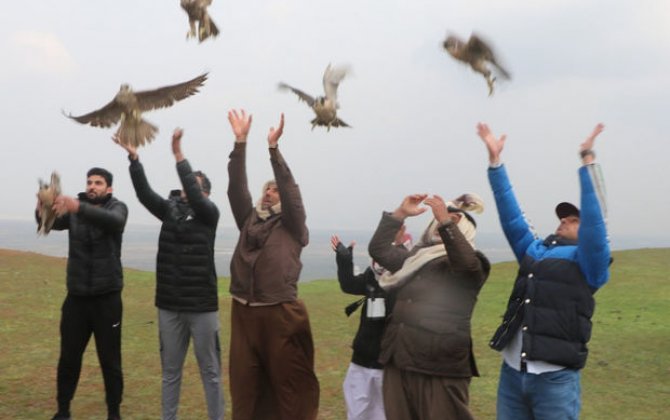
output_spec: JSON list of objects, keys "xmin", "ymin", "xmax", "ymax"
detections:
[{"xmin": 2, "ymin": 219, "xmax": 668, "ymax": 281}]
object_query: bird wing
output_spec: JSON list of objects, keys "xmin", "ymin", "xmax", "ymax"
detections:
[
  {"xmin": 278, "ymin": 82, "xmax": 315, "ymax": 107},
  {"xmin": 468, "ymin": 34, "xmax": 511, "ymax": 79},
  {"xmin": 65, "ymin": 97, "xmax": 122, "ymax": 128},
  {"xmin": 322, "ymin": 64, "xmax": 348, "ymax": 103},
  {"xmin": 135, "ymin": 73, "xmax": 208, "ymax": 112}
]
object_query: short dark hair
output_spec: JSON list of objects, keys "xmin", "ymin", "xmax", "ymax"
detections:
[
  {"xmin": 87, "ymin": 167, "xmax": 113, "ymax": 186},
  {"xmin": 193, "ymin": 170, "xmax": 211, "ymax": 194}
]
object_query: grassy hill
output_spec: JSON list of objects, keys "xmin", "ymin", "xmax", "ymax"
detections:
[{"xmin": 0, "ymin": 248, "xmax": 668, "ymax": 419}]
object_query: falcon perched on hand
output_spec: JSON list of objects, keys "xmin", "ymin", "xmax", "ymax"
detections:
[
  {"xmin": 278, "ymin": 64, "xmax": 351, "ymax": 131},
  {"xmin": 37, "ymin": 172, "xmax": 61, "ymax": 236},
  {"xmin": 65, "ymin": 73, "xmax": 208, "ymax": 148},
  {"xmin": 443, "ymin": 33, "xmax": 511, "ymax": 96},
  {"xmin": 181, "ymin": 0, "xmax": 219, "ymax": 42}
]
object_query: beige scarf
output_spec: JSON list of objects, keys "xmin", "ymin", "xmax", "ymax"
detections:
[
  {"xmin": 378, "ymin": 193, "xmax": 484, "ymax": 290},
  {"xmin": 255, "ymin": 180, "xmax": 282, "ymax": 220}
]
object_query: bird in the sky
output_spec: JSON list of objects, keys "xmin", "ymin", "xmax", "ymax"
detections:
[
  {"xmin": 278, "ymin": 64, "xmax": 351, "ymax": 131},
  {"xmin": 65, "ymin": 73, "xmax": 208, "ymax": 148},
  {"xmin": 443, "ymin": 32, "xmax": 511, "ymax": 96},
  {"xmin": 37, "ymin": 172, "xmax": 61, "ymax": 236},
  {"xmin": 181, "ymin": 0, "xmax": 219, "ymax": 42}
]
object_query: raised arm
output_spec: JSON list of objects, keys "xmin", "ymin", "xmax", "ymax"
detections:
[
  {"xmin": 331, "ymin": 235, "xmax": 370, "ymax": 295},
  {"xmin": 227, "ymin": 109, "xmax": 254, "ymax": 230},
  {"xmin": 113, "ymin": 133, "xmax": 167, "ymax": 220},
  {"xmin": 172, "ymin": 129, "xmax": 219, "ymax": 226},
  {"xmin": 368, "ymin": 195, "xmax": 426, "ymax": 272},
  {"xmin": 268, "ymin": 114, "xmax": 309, "ymax": 245},
  {"xmin": 576, "ymin": 123, "xmax": 610, "ymax": 289},
  {"xmin": 477, "ymin": 123, "xmax": 537, "ymax": 261},
  {"xmin": 424, "ymin": 195, "xmax": 486, "ymax": 276}
]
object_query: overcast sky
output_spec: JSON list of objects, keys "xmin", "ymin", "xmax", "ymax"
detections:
[{"xmin": 1, "ymin": 0, "xmax": 669, "ymax": 249}]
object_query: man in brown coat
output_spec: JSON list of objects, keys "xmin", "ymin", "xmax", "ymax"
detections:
[
  {"xmin": 368, "ymin": 193, "xmax": 490, "ymax": 420},
  {"xmin": 226, "ymin": 109, "xmax": 320, "ymax": 420}
]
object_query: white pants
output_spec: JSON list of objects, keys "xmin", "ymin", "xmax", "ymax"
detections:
[{"xmin": 343, "ymin": 362, "xmax": 386, "ymax": 420}]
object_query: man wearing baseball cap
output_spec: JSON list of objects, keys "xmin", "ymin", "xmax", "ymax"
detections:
[{"xmin": 476, "ymin": 123, "xmax": 610, "ymax": 420}]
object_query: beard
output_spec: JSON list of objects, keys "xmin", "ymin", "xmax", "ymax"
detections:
[{"xmin": 86, "ymin": 192, "xmax": 112, "ymax": 205}]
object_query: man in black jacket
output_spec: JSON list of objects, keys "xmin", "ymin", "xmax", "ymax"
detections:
[
  {"xmin": 39, "ymin": 167, "xmax": 128, "ymax": 420},
  {"xmin": 330, "ymin": 227, "xmax": 411, "ymax": 420},
  {"xmin": 115, "ymin": 129, "xmax": 223, "ymax": 420}
]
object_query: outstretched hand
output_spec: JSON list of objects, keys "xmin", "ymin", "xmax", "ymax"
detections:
[
  {"xmin": 228, "ymin": 109, "xmax": 252, "ymax": 143},
  {"xmin": 424, "ymin": 195, "xmax": 460, "ymax": 224},
  {"xmin": 330, "ymin": 234, "xmax": 355, "ymax": 253},
  {"xmin": 392, "ymin": 194, "xmax": 428, "ymax": 221},
  {"xmin": 476, "ymin": 122, "xmax": 506, "ymax": 166},
  {"xmin": 268, "ymin": 113, "xmax": 285, "ymax": 148},
  {"xmin": 580, "ymin": 123, "xmax": 604, "ymax": 165},
  {"xmin": 112, "ymin": 133, "xmax": 138, "ymax": 160},
  {"xmin": 172, "ymin": 128, "xmax": 184, "ymax": 162}
]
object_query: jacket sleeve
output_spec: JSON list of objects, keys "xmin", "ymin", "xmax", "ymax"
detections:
[
  {"xmin": 129, "ymin": 158, "xmax": 168, "ymax": 220},
  {"xmin": 438, "ymin": 221, "xmax": 489, "ymax": 283},
  {"xmin": 577, "ymin": 163, "xmax": 611, "ymax": 289},
  {"xmin": 177, "ymin": 159, "xmax": 219, "ymax": 227},
  {"xmin": 488, "ymin": 164, "xmax": 538, "ymax": 262},
  {"xmin": 270, "ymin": 147, "xmax": 308, "ymax": 246},
  {"xmin": 49, "ymin": 214, "xmax": 70, "ymax": 231},
  {"xmin": 227, "ymin": 142, "xmax": 253, "ymax": 230},
  {"xmin": 368, "ymin": 212, "xmax": 410, "ymax": 274},
  {"xmin": 335, "ymin": 244, "xmax": 371, "ymax": 295},
  {"xmin": 78, "ymin": 199, "xmax": 128, "ymax": 233}
]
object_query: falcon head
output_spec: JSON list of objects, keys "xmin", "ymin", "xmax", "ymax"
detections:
[{"xmin": 443, "ymin": 35, "xmax": 463, "ymax": 55}]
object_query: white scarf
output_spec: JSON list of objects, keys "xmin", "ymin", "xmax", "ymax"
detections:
[
  {"xmin": 378, "ymin": 194, "xmax": 484, "ymax": 290},
  {"xmin": 255, "ymin": 180, "xmax": 282, "ymax": 220}
]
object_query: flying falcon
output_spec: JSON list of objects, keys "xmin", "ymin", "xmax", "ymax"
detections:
[
  {"xmin": 65, "ymin": 73, "xmax": 208, "ymax": 148},
  {"xmin": 181, "ymin": 0, "xmax": 219, "ymax": 42},
  {"xmin": 278, "ymin": 64, "xmax": 351, "ymax": 131},
  {"xmin": 37, "ymin": 172, "xmax": 61, "ymax": 236},
  {"xmin": 443, "ymin": 33, "xmax": 511, "ymax": 96}
]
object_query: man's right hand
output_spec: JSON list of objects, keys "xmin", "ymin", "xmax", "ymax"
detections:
[
  {"xmin": 228, "ymin": 109, "xmax": 252, "ymax": 143},
  {"xmin": 476, "ymin": 122, "xmax": 506, "ymax": 166},
  {"xmin": 392, "ymin": 194, "xmax": 428, "ymax": 221},
  {"xmin": 112, "ymin": 133, "xmax": 138, "ymax": 160}
]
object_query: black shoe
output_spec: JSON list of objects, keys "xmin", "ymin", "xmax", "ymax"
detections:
[
  {"xmin": 51, "ymin": 413, "xmax": 71, "ymax": 420},
  {"xmin": 107, "ymin": 416, "xmax": 121, "ymax": 420}
]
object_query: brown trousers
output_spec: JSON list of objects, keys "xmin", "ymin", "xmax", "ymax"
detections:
[
  {"xmin": 383, "ymin": 364, "xmax": 474, "ymax": 420},
  {"xmin": 229, "ymin": 299, "xmax": 320, "ymax": 420}
]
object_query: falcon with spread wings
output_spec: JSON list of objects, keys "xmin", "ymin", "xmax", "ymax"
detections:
[
  {"xmin": 65, "ymin": 73, "xmax": 208, "ymax": 148},
  {"xmin": 37, "ymin": 171, "xmax": 61, "ymax": 236},
  {"xmin": 181, "ymin": 0, "xmax": 219, "ymax": 42},
  {"xmin": 278, "ymin": 64, "xmax": 351, "ymax": 131},
  {"xmin": 443, "ymin": 33, "xmax": 511, "ymax": 96}
]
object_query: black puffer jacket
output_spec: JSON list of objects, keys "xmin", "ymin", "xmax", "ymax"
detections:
[
  {"xmin": 129, "ymin": 158, "xmax": 220, "ymax": 312},
  {"xmin": 335, "ymin": 244, "xmax": 393, "ymax": 369},
  {"xmin": 51, "ymin": 194, "xmax": 128, "ymax": 296}
]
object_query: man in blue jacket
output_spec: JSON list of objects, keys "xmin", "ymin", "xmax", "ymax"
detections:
[
  {"xmin": 476, "ymin": 122, "xmax": 610, "ymax": 420},
  {"xmin": 115, "ymin": 128, "xmax": 223, "ymax": 420}
]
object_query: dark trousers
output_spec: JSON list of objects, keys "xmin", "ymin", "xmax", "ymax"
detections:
[
  {"xmin": 383, "ymin": 364, "xmax": 473, "ymax": 420},
  {"xmin": 229, "ymin": 299, "xmax": 320, "ymax": 420},
  {"xmin": 56, "ymin": 291, "xmax": 123, "ymax": 415}
]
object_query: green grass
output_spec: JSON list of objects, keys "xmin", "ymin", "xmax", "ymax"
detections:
[{"xmin": 0, "ymin": 248, "xmax": 668, "ymax": 419}]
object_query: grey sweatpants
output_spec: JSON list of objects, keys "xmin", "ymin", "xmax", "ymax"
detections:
[{"xmin": 158, "ymin": 309, "xmax": 224, "ymax": 420}]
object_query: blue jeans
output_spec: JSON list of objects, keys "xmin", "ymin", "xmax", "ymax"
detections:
[{"xmin": 497, "ymin": 361, "xmax": 581, "ymax": 420}]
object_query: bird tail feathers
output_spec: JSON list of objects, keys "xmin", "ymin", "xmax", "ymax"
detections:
[{"xmin": 118, "ymin": 119, "xmax": 158, "ymax": 148}]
